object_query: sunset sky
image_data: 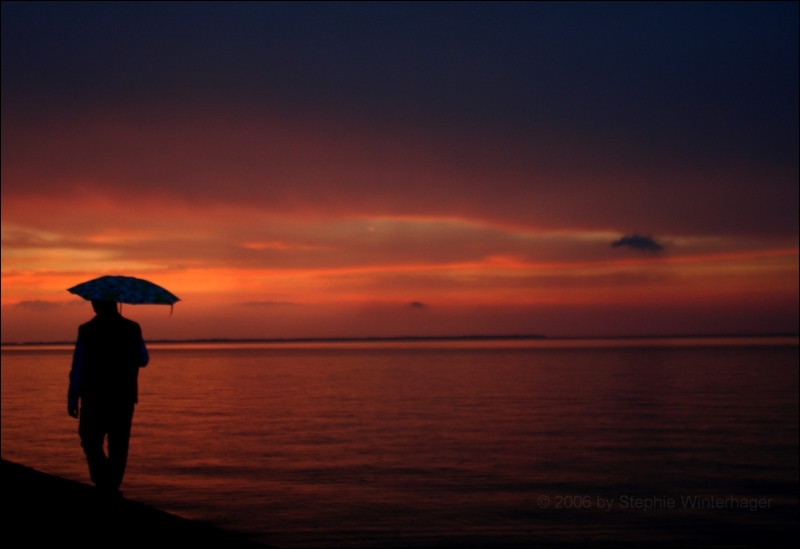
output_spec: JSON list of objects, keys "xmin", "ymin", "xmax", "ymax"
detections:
[{"xmin": 2, "ymin": 2, "xmax": 797, "ymax": 342}]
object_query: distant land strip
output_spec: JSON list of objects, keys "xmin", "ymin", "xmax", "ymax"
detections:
[{"xmin": 2, "ymin": 333, "xmax": 798, "ymax": 346}]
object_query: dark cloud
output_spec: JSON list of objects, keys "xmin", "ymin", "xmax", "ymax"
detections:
[
  {"xmin": 13, "ymin": 300, "xmax": 62, "ymax": 311},
  {"xmin": 409, "ymin": 301, "xmax": 427, "ymax": 308},
  {"xmin": 3, "ymin": 113, "xmax": 797, "ymax": 238},
  {"xmin": 2, "ymin": 3, "xmax": 798, "ymax": 239},
  {"xmin": 611, "ymin": 234, "xmax": 664, "ymax": 252}
]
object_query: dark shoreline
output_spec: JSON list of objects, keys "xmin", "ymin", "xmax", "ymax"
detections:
[{"xmin": 1, "ymin": 459, "xmax": 267, "ymax": 547}]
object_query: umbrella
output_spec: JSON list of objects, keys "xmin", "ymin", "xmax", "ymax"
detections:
[{"xmin": 68, "ymin": 275, "xmax": 180, "ymax": 313}]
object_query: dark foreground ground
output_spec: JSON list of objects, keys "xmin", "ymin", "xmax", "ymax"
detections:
[
  {"xmin": 4, "ymin": 458, "xmax": 797, "ymax": 548},
  {"xmin": 2, "ymin": 459, "xmax": 267, "ymax": 547}
]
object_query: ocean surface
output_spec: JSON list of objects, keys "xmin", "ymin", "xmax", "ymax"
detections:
[{"xmin": 2, "ymin": 338, "xmax": 798, "ymax": 547}]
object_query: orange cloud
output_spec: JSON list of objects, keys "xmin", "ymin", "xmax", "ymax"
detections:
[
  {"xmin": 3, "ymin": 109, "xmax": 797, "ymax": 238},
  {"xmin": 2, "ymin": 110, "xmax": 798, "ymax": 342}
]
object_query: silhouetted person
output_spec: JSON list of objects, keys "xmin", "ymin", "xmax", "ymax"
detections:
[{"xmin": 68, "ymin": 300, "xmax": 149, "ymax": 495}]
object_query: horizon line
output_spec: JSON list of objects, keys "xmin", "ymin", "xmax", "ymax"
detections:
[{"xmin": 2, "ymin": 332, "xmax": 798, "ymax": 347}]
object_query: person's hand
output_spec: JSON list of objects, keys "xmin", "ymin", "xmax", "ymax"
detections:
[{"xmin": 68, "ymin": 404, "xmax": 79, "ymax": 418}]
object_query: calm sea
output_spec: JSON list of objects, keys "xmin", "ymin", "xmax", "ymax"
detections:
[{"xmin": 2, "ymin": 338, "xmax": 798, "ymax": 547}]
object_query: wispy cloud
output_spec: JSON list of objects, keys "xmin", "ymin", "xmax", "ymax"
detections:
[{"xmin": 239, "ymin": 300, "xmax": 300, "ymax": 307}]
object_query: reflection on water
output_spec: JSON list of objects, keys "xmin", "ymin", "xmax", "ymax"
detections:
[{"xmin": 2, "ymin": 341, "xmax": 798, "ymax": 547}]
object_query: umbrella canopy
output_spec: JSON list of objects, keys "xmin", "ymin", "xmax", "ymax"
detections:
[{"xmin": 68, "ymin": 275, "xmax": 180, "ymax": 306}]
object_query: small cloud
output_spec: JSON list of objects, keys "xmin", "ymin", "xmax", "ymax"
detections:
[
  {"xmin": 240, "ymin": 300, "xmax": 300, "ymax": 307},
  {"xmin": 240, "ymin": 241, "xmax": 321, "ymax": 251},
  {"xmin": 13, "ymin": 300, "xmax": 63, "ymax": 311},
  {"xmin": 409, "ymin": 301, "xmax": 427, "ymax": 308},
  {"xmin": 611, "ymin": 234, "xmax": 663, "ymax": 252}
]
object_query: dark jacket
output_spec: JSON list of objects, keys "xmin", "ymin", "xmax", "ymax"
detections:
[{"xmin": 69, "ymin": 313, "xmax": 148, "ymax": 406}]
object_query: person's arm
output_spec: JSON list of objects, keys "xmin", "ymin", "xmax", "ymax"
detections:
[
  {"xmin": 67, "ymin": 334, "xmax": 84, "ymax": 418},
  {"xmin": 139, "ymin": 339, "xmax": 149, "ymax": 368}
]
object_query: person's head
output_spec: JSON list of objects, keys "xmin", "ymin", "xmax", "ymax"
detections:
[{"xmin": 91, "ymin": 300, "xmax": 119, "ymax": 316}]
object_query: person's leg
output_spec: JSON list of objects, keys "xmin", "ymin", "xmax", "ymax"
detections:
[
  {"xmin": 107, "ymin": 403, "xmax": 135, "ymax": 491},
  {"xmin": 78, "ymin": 402, "xmax": 110, "ymax": 488}
]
